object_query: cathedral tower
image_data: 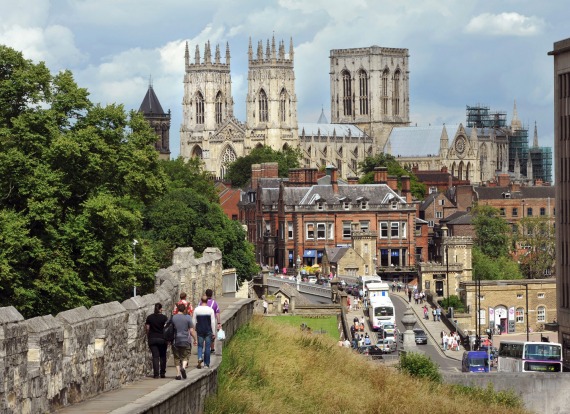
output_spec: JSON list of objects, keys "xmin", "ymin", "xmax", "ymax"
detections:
[
  {"xmin": 139, "ymin": 81, "xmax": 171, "ymax": 160},
  {"xmin": 246, "ymin": 36, "xmax": 298, "ymax": 150},
  {"xmin": 330, "ymin": 46, "xmax": 410, "ymax": 150},
  {"xmin": 180, "ymin": 41, "xmax": 244, "ymax": 177}
]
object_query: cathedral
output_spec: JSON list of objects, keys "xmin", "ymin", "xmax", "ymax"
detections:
[{"xmin": 175, "ymin": 37, "xmax": 410, "ymax": 179}]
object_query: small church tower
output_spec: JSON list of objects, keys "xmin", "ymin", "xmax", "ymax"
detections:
[
  {"xmin": 139, "ymin": 80, "xmax": 171, "ymax": 160},
  {"xmin": 245, "ymin": 36, "xmax": 298, "ymax": 149}
]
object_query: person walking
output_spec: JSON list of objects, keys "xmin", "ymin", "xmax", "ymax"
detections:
[
  {"xmin": 194, "ymin": 295, "xmax": 217, "ymax": 369},
  {"xmin": 145, "ymin": 303, "xmax": 168, "ymax": 378},
  {"xmin": 436, "ymin": 306, "xmax": 441, "ymax": 322},
  {"xmin": 173, "ymin": 291, "xmax": 193, "ymax": 316},
  {"xmin": 432, "ymin": 308, "xmax": 437, "ymax": 321},
  {"xmin": 262, "ymin": 298, "xmax": 268, "ymax": 314},
  {"xmin": 205, "ymin": 289, "xmax": 222, "ymax": 354},
  {"xmin": 283, "ymin": 300, "xmax": 289, "ymax": 314},
  {"xmin": 171, "ymin": 303, "xmax": 197, "ymax": 380}
]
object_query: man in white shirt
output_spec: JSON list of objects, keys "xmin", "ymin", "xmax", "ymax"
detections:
[{"xmin": 193, "ymin": 295, "xmax": 216, "ymax": 369}]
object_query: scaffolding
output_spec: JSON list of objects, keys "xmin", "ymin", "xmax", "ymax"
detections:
[
  {"xmin": 529, "ymin": 146, "xmax": 553, "ymax": 183},
  {"xmin": 466, "ymin": 105, "xmax": 507, "ymax": 129},
  {"xmin": 508, "ymin": 128, "xmax": 529, "ymax": 176}
]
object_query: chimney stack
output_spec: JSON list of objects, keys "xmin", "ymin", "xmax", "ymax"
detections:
[
  {"xmin": 251, "ymin": 163, "xmax": 262, "ymax": 189},
  {"xmin": 387, "ymin": 175, "xmax": 398, "ymax": 192},
  {"xmin": 347, "ymin": 176, "xmax": 359, "ymax": 185},
  {"xmin": 401, "ymin": 175, "xmax": 411, "ymax": 203},
  {"xmin": 374, "ymin": 167, "xmax": 388, "ymax": 184}
]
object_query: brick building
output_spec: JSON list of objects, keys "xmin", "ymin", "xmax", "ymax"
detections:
[{"xmin": 240, "ymin": 163, "xmax": 428, "ymax": 280}]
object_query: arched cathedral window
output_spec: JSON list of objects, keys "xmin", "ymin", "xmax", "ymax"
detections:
[
  {"xmin": 392, "ymin": 71, "xmax": 400, "ymax": 116},
  {"xmin": 215, "ymin": 91, "xmax": 223, "ymax": 125},
  {"xmin": 359, "ymin": 70, "xmax": 368, "ymax": 115},
  {"xmin": 279, "ymin": 89, "xmax": 287, "ymax": 122},
  {"xmin": 342, "ymin": 71, "xmax": 352, "ymax": 116},
  {"xmin": 382, "ymin": 69, "xmax": 389, "ymax": 115},
  {"xmin": 220, "ymin": 146, "xmax": 237, "ymax": 179},
  {"xmin": 196, "ymin": 92, "xmax": 204, "ymax": 125},
  {"xmin": 259, "ymin": 89, "xmax": 268, "ymax": 122}
]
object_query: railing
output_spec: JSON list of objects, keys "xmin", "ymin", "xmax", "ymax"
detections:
[{"xmin": 266, "ymin": 276, "xmax": 331, "ymax": 298}]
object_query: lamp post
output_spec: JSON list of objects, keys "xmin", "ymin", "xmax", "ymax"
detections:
[
  {"xmin": 525, "ymin": 281, "xmax": 529, "ymax": 342},
  {"xmin": 132, "ymin": 239, "xmax": 138, "ymax": 297},
  {"xmin": 296, "ymin": 255, "xmax": 301, "ymax": 290},
  {"xmin": 445, "ymin": 244, "xmax": 449, "ymax": 307}
]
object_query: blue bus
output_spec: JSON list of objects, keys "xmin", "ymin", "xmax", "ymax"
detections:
[{"xmin": 462, "ymin": 351, "xmax": 489, "ymax": 372}]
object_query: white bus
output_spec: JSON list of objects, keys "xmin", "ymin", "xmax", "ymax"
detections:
[
  {"xmin": 357, "ymin": 275, "xmax": 383, "ymax": 298},
  {"xmin": 368, "ymin": 297, "xmax": 395, "ymax": 331},
  {"xmin": 366, "ymin": 281, "xmax": 390, "ymax": 302},
  {"xmin": 497, "ymin": 341, "xmax": 563, "ymax": 373}
]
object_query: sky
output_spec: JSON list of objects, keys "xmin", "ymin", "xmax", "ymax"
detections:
[{"xmin": 1, "ymin": 0, "xmax": 568, "ymax": 159}]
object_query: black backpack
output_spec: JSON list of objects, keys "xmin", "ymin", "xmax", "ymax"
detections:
[{"xmin": 164, "ymin": 317, "xmax": 177, "ymax": 343}]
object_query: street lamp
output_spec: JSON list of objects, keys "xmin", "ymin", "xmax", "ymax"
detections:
[
  {"xmin": 445, "ymin": 244, "xmax": 449, "ymax": 307},
  {"xmin": 132, "ymin": 239, "xmax": 138, "ymax": 297},
  {"xmin": 296, "ymin": 255, "xmax": 301, "ymax": 290},
  {"xmin": 525, "ymin": 282, "xmax": 530, "ymax": 341}
]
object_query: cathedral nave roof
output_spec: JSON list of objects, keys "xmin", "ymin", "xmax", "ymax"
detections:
[{"xmin": 386, "ymin": 124, "xmax": 460, "ymax": 157}]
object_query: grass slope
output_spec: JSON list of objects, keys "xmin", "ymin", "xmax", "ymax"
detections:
[{"xmin": 206, "ymin": 316, "xmax": 529, "ymax": 414}]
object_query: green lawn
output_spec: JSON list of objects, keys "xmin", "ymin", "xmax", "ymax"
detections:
[{"xmin": 271, "ymin": 315, "xmax": 340, "ymax": 340}]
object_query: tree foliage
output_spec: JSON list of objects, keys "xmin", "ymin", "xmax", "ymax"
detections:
[
  {"xmin": 224, "ymin": 145, "xmax": 302, "ymax": 188},
  {"xmin": 358, "ymin": 153, "xmax": 426, "ymax": 200},
  {"xmin": 398, "ymin": 351, "xmax": 442, "ymax": 383},
  {"xmin": 514, "ymin": 216, "xmax": 555, "ymax": 279},
  {"xmin": 472, "ymin": 247, "xmax": 522, "ymax": 280},
  {"xmin": 471, "ymin": 204, "xmax": 511, "ymax": 258}
]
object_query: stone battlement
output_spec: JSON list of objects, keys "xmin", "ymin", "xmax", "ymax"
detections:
[{"xmin": 0, "ymin": 247, "xmax": 223, "ymax": 413}]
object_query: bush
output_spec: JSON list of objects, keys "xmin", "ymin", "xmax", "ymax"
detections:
[
  {"xmin": 397, "ymin": 352, "xmax": 442, "ymax": 383},
  {"xmin": 440, "ymin": 295, "xmax": 465, "ymax": 312}
]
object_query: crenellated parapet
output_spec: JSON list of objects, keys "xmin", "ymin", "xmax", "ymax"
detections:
[{"xmin": 0, "ymin": 247, "xmax": 223, "ymax": 413}]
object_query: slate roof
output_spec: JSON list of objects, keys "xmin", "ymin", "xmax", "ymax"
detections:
[
  {"xmin": 442, "ymin": 211, "xmax": 472, "ymax": 225},
  {"xmin": 282, "ymin": 182, "xmax": 405, "ymax": 206},
  {"xmin": 415, "ymin": 171, "xmax": 452, "ymax": 183},
  {"xmin": 259, "ymin": 187, "xmax": 280, "ymax": 205},
  {"xmin": 386, "ymin": 125, "xmax": 460, "ymax": 156},
  {"xmin": 138, "ymin": 85, "xmax": 166, "ymax": 115},
  {"xmin": 474, "ymin": 186, "xmax": 555, "ymax": 200},
  {"xmin": 419, "ymin": 192, "xmax": 439, "ymax": 211},
  {"xmin": 324, "ymin": 246, "xmax": 350, "ymax": 263}
]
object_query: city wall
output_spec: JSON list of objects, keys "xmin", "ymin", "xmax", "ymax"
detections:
[
  {"xmin": 443, "ymin": 372, "xmax": 570, "ymax": 413},
  {"xmin": 0, "ymin": 246, "xmax": 243, "ymax": 413}
]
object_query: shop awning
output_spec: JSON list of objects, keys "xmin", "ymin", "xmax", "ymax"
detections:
[{"xmin": 303, "ymin": 249, "xmax": 316, "ymax": 258}]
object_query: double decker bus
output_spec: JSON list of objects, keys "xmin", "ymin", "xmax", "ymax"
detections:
[{"xmin": 497, "ymin": 341, "xmax": 563, "ymax": 372}]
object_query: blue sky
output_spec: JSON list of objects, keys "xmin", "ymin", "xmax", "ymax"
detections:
[{"xmin": 1, "ymin": 0, "xmax": 568, "ymax": 158}]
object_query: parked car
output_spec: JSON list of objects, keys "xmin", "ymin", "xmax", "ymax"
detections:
[
  {"xmin": 413, "ymin": 329, "xmax": 428, "ymax": 345},
  {"xmin": 357, "ymin": 345, "xmax": 384, "ymax": 359},
  {"xmin": 377, "ymin": 338, "xmax": 397, "ymax": 353}
]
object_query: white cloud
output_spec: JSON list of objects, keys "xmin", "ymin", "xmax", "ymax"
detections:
[{"xmin": 465, "ymin": 12, "xmax": 544, "ymax": 36}]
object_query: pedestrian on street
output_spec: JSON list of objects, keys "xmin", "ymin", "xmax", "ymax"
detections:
[
  {"xmin": 433, "ymin": 308, "xmax": 437, "ymax": 321},
  {"xmin": 408, "ymin": 290, "xmax": 412, "ymax": 303},
  {"xmin": 436, "ymin": 307, "xmax": 441, "ymax": 321},
  {"xmin": 206, "ymin": 289, "xmax": 222, "ymax": 354},
  {"xmin": 171, "ymin": 303, "xmax": 197, "ymax": 380}
]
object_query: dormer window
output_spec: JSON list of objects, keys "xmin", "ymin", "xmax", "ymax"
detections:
[
  {"xmin": 391, "ymin": 201, "xmax": 398, "ymax": 210},
  {"xmin": 317, "ymin": 201, "xmax": 325, "ymax": 211},
  {"xmin": 343, "ymin": 201, "xmax": 350, "ymax": 210}
]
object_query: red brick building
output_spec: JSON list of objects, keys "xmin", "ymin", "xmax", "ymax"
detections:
[{"xmin": 240, "ymin": 164, "xmax": 428, "ymax": 280}]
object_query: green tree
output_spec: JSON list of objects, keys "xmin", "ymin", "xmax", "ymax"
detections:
[
  {"xmin": 358, "ymin": 153, "xmax": 426, "ymax": 199},
  {"xmin": 398, "ymin": 351, "xmax": 442, "ymax": 383},
  {"xmin": 0, "ymin": 46, "xmax": 165, "ymax": 317},
  {"xmin": 471, "ymin": 205, "xmax": 510, "ymax": 258},
  {"xmin": 145, "ymin": 158, "xmax": 259, "ymax": 283},
  {"xmin": 224, "ymin": 145, "xmax": 302, "ymax": 188},
  {"xmin": 472, "ymin": 247, "xmax": 522, "ymax": 280},
  {"xmin": 515, "ymin": 216, "xmax": 555, "ymax": 279}
]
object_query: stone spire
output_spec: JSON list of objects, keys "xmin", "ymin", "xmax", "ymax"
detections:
[
  {"xmin": 511, "ymin": 100, "xmax": 522, "ymax": 131},
  {"xmin": 195, "ymin": 44, "xmax": 200, "ymax": 64},
  {"xmin": 215, "ymin": 44, "xmax": 221, "ymax": 64},
  {"xmin": 289, "ymin": 37, "xmax": 294, "ymax": 61},
  {"xmin": 469, "ymin": 125, "xmax": 478, "ymax": 142},
  {"xmin": 248, "ymin": 37, "xmax": 253, "ymax": 61},
  {"xmin": 271, "ymin": 34, "xmax": 276, "ymax": 60},
  {"xmin": 502, "ymin": 145, "xmax": 508, "ymax": 173},
  {"xmin": 185, "ymin": 41, "xmax": 189, "ymax": 67},
  {"xmin": 533, "ymin": 121, "xmax": 539, "ymax": 147},
  {"xmin": 527, "ymin": 154, "xmax": 533, "ymax": 181},
  {"xmin": 440, "ymin": 124, "xmax": 449, "ymax": 157},
  {"xmin": 279, "ymin": 40, "xmax": 285, "ymax": 60},
  {"xmin": 514, "ymin": 151, "xmax": 521, "ymax": 179},
  {"xmin": 205, "ymin": 41, "xmax": 211, "ymax": 64},
  {"xmin": 226, "ymin": 42, "xmax": 231, "ymax": 65},
  {"xmin": 265, "ymin": 39, "xmax": 270, "ymax": 60},
  {"xmin": 257, "ymin": 40, "xmax": 263, "ymax": 60}
]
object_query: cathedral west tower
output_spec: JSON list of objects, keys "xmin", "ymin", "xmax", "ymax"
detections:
[{"xmin": 246, "ymin": 36, "xmax": 299, "ymax": 150}]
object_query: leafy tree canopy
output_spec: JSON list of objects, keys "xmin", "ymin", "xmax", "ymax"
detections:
[
  {"xmin": 358, "ymin": 153, "xmax": 426, "ymax": 200},
  {"xmin": 224, "ymin": 145, "xmax": 302, "ymax": 188},
  {"xmin": 471, "ymin": 204, "xmax": 510, "ymax": 258},
  {"xmin": 0, "ymin": 45, "xmax": 166, "ymax": 317},
  {"xmin": 472, "ymin": 247, "xmax": 522, "ymax": 280},
  {"xmin": 514, "ymin": 216, "xmax": 555, "ymax": 279}
]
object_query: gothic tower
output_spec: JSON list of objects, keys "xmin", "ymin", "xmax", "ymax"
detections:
[
  {"xmin": 180, "ymin": 41, "xmax": 244, "ymax": 177},
  {"xmin": 330, "ymin": 46, "xmax": 410, "ymax": 150},
  {"xmin": 139, "ymin": 81, "xmax": 171, "ymax": 160},
  {"xmin": 245, "ymin": 36, "xmax": 299, "ymax": 150}
]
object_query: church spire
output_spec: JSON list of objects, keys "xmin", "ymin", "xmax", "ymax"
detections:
[
  {"xmin": 511, "ymin": 100, "xmax": 522, "ymax": 131},
  {"xmin": 533, "ymin": 121, "xmax": 539, "ymax": 147},
  {"xmin": 527, "ymin": 154, "xmax": 533, "ymax": 181},
  {"xmin": 289, "ymin": 37, "xmax": 294, "ymax": 61},
  {"xmin": 195, "ymin": 45, "xmax": 200, "ymax": 64},
  {"xmin": 215, "ymin": 44, "xmax": 221, "ymax": 64},
  {"xmin": 279, "ymin": 40, "xmax": 285, "ymax": 60},
  {"xmin": 271, "ymin": 34, "xmax": 276, "ymax": 61},
  {"xmin": 514, "ymin": 151, "xmax": 521, "ymax": 180},
  {"xmin": 185, "ymin": 41, "xmax": 189, "ymax": 67},
  {"xmin": 257, "ymin": 40, "xmax": 263, "ymax": 60},
  {"xmin": 248, "ymin": 37, "xmax": 253, "ymax": 61},
  {"xmin": 205, "ymin": 41, "xmax": 211, "ymax": 64},
  {"xmin": 226, "ymin": 42, "xmax": 231, "ymax": 65},
  {"xmin": 265, "ymin": 39, "xmax": 270, "ymax": 61}
]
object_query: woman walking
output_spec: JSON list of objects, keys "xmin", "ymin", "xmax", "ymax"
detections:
[{"xmin": 145, "ymin": 303, "xmax": 168, "ymax": 378}]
